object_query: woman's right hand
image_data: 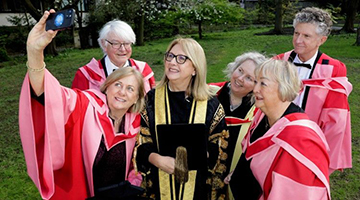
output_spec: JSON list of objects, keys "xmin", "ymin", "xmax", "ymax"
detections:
[
  {"xmin": 27, "ymin": 9, "xmax": 58, "ymax": 96},
  {"xmin": 149, "ymin": 153, "xmax": 175, "ymax": 174},
  {"xmin": 27, "ymin": 9, "xmax": 58, "ymax": 53}
]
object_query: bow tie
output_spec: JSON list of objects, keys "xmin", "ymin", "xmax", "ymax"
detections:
[{"xmin": 293, "ymin": 62, "xmax": 312, "ymax": 69}]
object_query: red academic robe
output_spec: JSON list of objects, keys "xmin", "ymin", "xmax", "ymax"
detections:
[
  {"xmin": 19, "ymin": 70, "xmax": 142, "ymax": 199},
  {"xmin": 275, "ymin": 51, "xmax": 352, "ymax": 173},
  {"xmin": 71, "ymin": 58, "xmax": 156, "ymax": 91},
  {"xmin": 243, "ymin": 111, "xmax": 331, "ymax": 200}
]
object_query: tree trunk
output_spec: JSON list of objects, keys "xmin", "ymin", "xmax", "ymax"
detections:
[
  {"xmin": 274, "ymin": 0, "xmax": 283, "ymax": 34},
  {"xmin": 342, "ymin": 0, "xmax": 359, "ymax": 33},
  {"xmin": 24, "ymin": 0, "xmax": 59, "ymax": 56},
  {"xmin": 356, "ymin": 22, "xmax": 360, "ymax": 46},
  {"xmin": 139, "ymin": 14, "xmax": 145, "ymax": 46},
  {"xmin": 45, "ymin": 41, "xmax": 58, "ymax": 56},
  {"xmin": 198, "ymin": 21, "xmax": 203, "ymax": 39}
]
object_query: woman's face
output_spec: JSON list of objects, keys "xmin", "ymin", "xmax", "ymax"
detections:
[
  {"xmin": 104, "ymin": 33, "xmax": 132, "ymax": 67},
  {"xmin": 253, "ymin": 72, "xmax": 281, "ymax": 113},
  {"xmin": 230, "ymin": 60, "xmax": 256, "ymax": 97},
  {"xmin": 106, "ymin": 74, "xmax": 139, "ymax": 113},
  {"xmin": 165, "ymin": 44, "xmax": 195, "ymax": 87}
]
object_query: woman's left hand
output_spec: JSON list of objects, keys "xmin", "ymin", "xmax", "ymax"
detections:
[
  {"xmin": 224, "ymin": 170, "xmax": 234, "ymax": 184},
  {"xmin": 149, "ymin": 153, "xmax": 175, "ymax": 174}
]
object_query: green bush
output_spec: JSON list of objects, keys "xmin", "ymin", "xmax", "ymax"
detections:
[
  {"xmin": 0, "ymin": 48, "xmax": 10, "ymax": 62},
  {"xmin": 0, "ymin": 35, "xmax": 10, "ymax": 62}
]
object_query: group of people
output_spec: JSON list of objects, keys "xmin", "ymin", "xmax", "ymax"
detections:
[{"xmin": 19, "ymin": 6, "xmax": 352, "ymax": 200}]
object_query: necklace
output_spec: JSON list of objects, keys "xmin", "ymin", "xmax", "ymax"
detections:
[
  {"xmin": 229, "ymin": 92, "xmax": 243, "ymax": 112},
  {"xmin": 108, "ymin": 112, "xmax": 123, "ymax": 129}
]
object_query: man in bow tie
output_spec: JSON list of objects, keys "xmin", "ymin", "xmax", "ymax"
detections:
[{"xmin": 275, "ymin": 7, "xmax": 352, "ymax": 174}]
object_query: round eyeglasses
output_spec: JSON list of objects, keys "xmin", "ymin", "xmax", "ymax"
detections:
[
  {"xmin": 105, "ymin": 39, "xmax": 132, "ymax": 50},
  {"xmin": 164, "ymin": 52, "xmax": 190, "ymax": 64}
]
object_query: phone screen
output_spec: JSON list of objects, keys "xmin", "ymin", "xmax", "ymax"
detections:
[{"xmin": 46, "ymin": 9, "xmax": 75, "ymax": 31}]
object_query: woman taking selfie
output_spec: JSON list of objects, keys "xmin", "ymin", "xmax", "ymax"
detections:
[{"xmin": 19, "ymin": 10, "xmax": 146, "ymax": 199}]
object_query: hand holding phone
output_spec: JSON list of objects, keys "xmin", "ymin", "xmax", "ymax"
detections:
[{"xmin": 46, "ymin": 9, "xmax": 75, "ymax": 31}]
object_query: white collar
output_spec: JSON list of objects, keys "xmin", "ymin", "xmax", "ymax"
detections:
[
  {"xmin": 105, "ymin": 56, "xmax": 130, "ymax": 75},
  {"xmin": 294, "ymin": 52, "xmax": 318, "ymax": 67}
]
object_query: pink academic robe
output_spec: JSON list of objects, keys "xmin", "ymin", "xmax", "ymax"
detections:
[
  {"xmin": 243, "ymin": 112, "xmax": 331, "ymax": 200},
  {"xmin": 276, "ymin": 51, "xmax": 352, "ymax": 172},
  {"xmin": 71, "ymin": 58, "xmax": 156, "ymax": 91},
  {"xmin": 19, "ymin": 70, "xmax": 142, "ymax": 200}
]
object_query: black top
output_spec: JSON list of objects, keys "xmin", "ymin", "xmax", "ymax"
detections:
[
  {"xmin": 216, "ymin": 82, "xmax": 253, "ymax": 168},
  {"xmin": 93, "ymin": 118, "xmax": 126, "ymax": 194}
]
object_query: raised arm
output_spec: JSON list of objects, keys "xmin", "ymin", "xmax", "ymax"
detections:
[{"xmin": 26, "ymin": 10, "xmax": 58, "ymax": 96}]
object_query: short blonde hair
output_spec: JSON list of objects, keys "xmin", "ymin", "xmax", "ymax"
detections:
[
  {"xmin": 157, "ymin": 37, "xmax": 211, "ymax": 101},
  {"xmin": 255, "ymin": 59, "xmax": 300, "ymax": 102},
  {"xmin": 100, "ymin": 67, "xmax": 145, "ymax": 113}
]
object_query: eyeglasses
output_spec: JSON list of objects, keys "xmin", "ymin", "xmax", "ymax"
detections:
[
  {"xmin": 164, "ymin": 52, "xmax": 190, "ymax": 64},
  {"xmin": 105, "ymin": 39, "xmax": 132, "ymax": 50}
]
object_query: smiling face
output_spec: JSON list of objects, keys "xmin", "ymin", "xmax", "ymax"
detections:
[
  {"xmin": 230, "ymin": 59, "xmax": 256, "ymax": 97},
  {"xmin": 292, "ymin": 23, "xmax": 327, "ymax": 62},
  {"xmin": 165, "ymin": 44, "xmax": 195, "ymax": 90},
  {"xmin": 253, "ymin": 73, "xmax": 281, "ymax": 114},
  {"xmin": 106, "ymin": 74, "xmax": 139, "ymax": 114},
  {"xmin": 104, "ymin": 32, "xmax": 132, "ymax": 67}
]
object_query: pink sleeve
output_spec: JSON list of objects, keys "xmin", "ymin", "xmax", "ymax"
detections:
[
  {"xmin": 319, "ymin": 107, "xmax": 352, "ymax": 172},
  {"xmin": 127, "ymin": 169, "xmax": 143, "ymax": 186},
  {"xmin": 268, "ymin": 172, "xmax": 329, "ymax": 200},
  {"xmin": 266, "ymin": 150, "xmax": 330, "ymax": 200},
  {"xmin": 19, "ymin": 70, "xmax": 78, "ymax": 199}
]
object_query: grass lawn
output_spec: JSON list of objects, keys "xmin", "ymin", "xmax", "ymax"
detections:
[{"xmin": 0, "ymin": 27, "xmax": 359, "ymax": 199}]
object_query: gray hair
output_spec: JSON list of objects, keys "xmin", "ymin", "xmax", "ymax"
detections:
[
  {"xmin": 255, "ymin": 59, "xmax": 301, "ymax": 102},
  {"xmin": 224, "ymin": 52, "xmax": 267, "ymax": 79},
  {"xmin": 97, "ymin": 20, "xmax": 136, "ymax": 54},
  {"xmin": 293, "ymin": 7, "xmax": 333, "ymax": 36}
]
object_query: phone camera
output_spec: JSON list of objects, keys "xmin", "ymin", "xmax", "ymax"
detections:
[{"xmin": 54, "ymin": 13, "xmax": 64, "ymax": 27}]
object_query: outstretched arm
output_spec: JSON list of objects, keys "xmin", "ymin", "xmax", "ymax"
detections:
[{"xmin": 27, "ymin": 10, "xmax": 58, "ymax": 96}]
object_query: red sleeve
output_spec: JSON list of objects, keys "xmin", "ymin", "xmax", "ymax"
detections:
[
  {"xmin": 273, "ymin": 53, "xmax": 285, "ymax": 60},
  {"xmin": 71, "ymin": 69, "xmax": 89, "ymax": 90},
  {"xmin": 332, "ymin": 60, "xmax": 347, "ymax": 77},
  {"xmin": 262, "ymin": 124, "xmax": 329, "ymax": 199}
]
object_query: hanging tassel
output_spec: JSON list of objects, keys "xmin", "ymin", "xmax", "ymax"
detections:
[{"xmin": 174, "ymin": 146, "xmax": 188, "ymax": 183}]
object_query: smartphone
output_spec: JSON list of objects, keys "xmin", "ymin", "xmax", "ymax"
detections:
[{"xmin": 46, "ymin": 9, "xmax": 75, "ymax": 31}]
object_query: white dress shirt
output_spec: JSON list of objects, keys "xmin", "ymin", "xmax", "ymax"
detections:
[
  {"xmin": 293, "ymin": 52, "xmax": 318, "ymax": 107},
  {"xmin": 105, "ymin": 56, "xmax": 130, "ymax": 77}
]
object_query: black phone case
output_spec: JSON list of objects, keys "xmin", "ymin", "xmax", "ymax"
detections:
[{"xmin": 46, "ymin": 9, "xmax": 75, "ymax": 31}]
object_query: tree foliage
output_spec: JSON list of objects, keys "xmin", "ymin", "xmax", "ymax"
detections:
[
  {"xmin": 174, "ymin": 0, "xmax": 244, "ymax": 39},
  {"xmin": 86, "ymin": 0, "xmax": 244, "ymax": 42}
]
